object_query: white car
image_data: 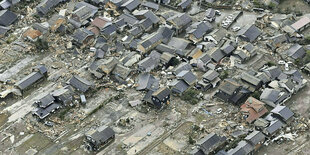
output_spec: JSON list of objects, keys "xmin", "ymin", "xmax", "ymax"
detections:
[
  {"xmin": 278, "ymin": 60, "xmax": 286, "ymax": 65},
  {"xmin": 232, "ymin": 27, "xmax": 240, "ymax": 32}
]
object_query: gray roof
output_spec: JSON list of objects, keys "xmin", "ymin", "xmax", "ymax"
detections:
[
  {"xmin": 69, "ymin": 75, "xmax": 93, "ymax": 92},
  {"xmin": 136, "ymin": 73, "xmax": 159, "ymax": 91},
  {"xmin": 168, "ymin": 37, "xmax": 190, "ymax": 51},
  {"xmin": 141, "ymin": 1, "xmax": 159, "ymax": 10},
  {"xmin": 265, "ymin": 118, "xmax": 284, "ymax": 135},
  {"xmin": 227, "ymin": 141, "xmax": 253, "ymax": 155},
  {"xmin": 237, "ymin": 24, "xmax": 261, "ymax": 42},
  {"xmin": 198, "ymin": 53, "xmax": 212, "ymax": 64},
  {"xmin": 205, "ymin": 8, "xmax": 215, "ymax": 19},
  {"xmin": 33, "ymin": 103, "xmax": 61, "ymax": 119},
  {"xmin": 207, "ymin": 48, "xmax": 225, "ymax": 63},
  {"xmin": 173, "ymin": 62, "xmax": 192, "ymax": 75},
  {"xmin": 203, "ymin": 70, "xmax": 219, "ymax": 82},
  {"xmin": 255, "ymin": 72, "xmax": 271, "ymax": 84},
  {"xmin": 101, "ymin": 23, "xmax": 117, "ymax": 37},
  {"xmin": 36, "ymin": 0, "xmax": 66, "ymax": 15},
  {"xmin": 72, "ymin": 28, "xmax": 94, "ymax": 44},
  {"xmin": 286, "ymin": 44, "xmax": 305, "ymax": 59},
  {"xmin": 137, "ymin": 57, "xmax": 159, "ymax": 72},
  {"xmin": 158, "ymin": 26, "xmax": 175, "ymax": 44},
  {"xmin": 51, "ymin": 86, "xmax": 73, "ymax": 104},
  {"xmin": 187, "ymin": 21, "xmax": 213, "ymax": 39},
  {"xmin": 141, "ymin": 10, "xmax": 160, "ymax": 24},
  {"xmin": 15, "ymin": 72, "xmax": 44, "ymax": 90},
  {"xmin": 240, "ymin": 72, "xmax": 262, "ymax": 86},
  {"xmin": 156, "ymin": 43, "xmax": 176, "ymax": 54},
  {"xmin": 36, "ymin": 94, "xmax": 55, "ymax": 108},
  {"xmin": 0, "ymin": 25, "xmax": 9, "ymax": 35},
  {"xmin": 177, "ymin": 0, "xmax": 192, "ymax": 9},
  {"xmin": 115, "ymin": 18, "xmax": 126, "ymax": 28},
  {"xmin": 128, "ymin": 25, "xmax": 143, "ymax": 36},
  {"xmin": 271, "ymin": 105, "xmax": 294, "ymax": 121},
  {"xmin": 219, "ymin": 79, "xmax": 241, "ymax": 96},
  {"xmin": 260, "ymin": 88, "xmax": 280, "ymax": 104},
  {"xmin": 243, "ymin": 43, "xmax": 254, "ymax": 52},
  {"xmin": 197, "ymin": 133, "xmax": 226, "ymax": 155},
  {"xmin": 119, "ymin": 13, "xmax": 139, "ymax": 26},
  {"xmin": 0, "ymin": 0, "xmax": 12, "ymax": 9},
  {"xmin": 263, "ymin": 66, "xmax": 282, "ymax": 80},
  {"xmin": 169, "ymin": 79, "xmax": 189, "ymax": 94},
  {"xmin": 112, "ymin": 64, "xmax": 131, "ymax": 79},
  {"xmin": 244, "ymin": 130, "xmax": 265, "ymax": 146},
  {"xmin": 121, "ymin": 0, "xmax": 140, "ymax": 11},
  {"xmin": 167, "ymin": 13, "xmax": 192, "ymax": 29},
  {"xmin": 139, "ymin": 18, "xmax": 153, "ymax": 30},
  {"xmin": 0, "ymin": 9, "xmax": 17, "ymax": 26},
  {"xmin": 139, "ymin": 32, "xmax": 162, "ymax": 50},
  {"xmin": 152, "ymin": 87, "xmax": 170, "ymax": 100},
  {"xmin": 221, "ymin": 42, "xmax": 235, "ymax": 55},
  {"xmin": 86, "ymin": 126, "xmax": 115, "ymax": 145},
  {"xmin": 176, "ymin": 70, "xmax": 197, "ymax": 85}
]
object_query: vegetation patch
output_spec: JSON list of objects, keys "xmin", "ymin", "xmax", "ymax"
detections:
[{"xmin": 180, "ymin": 88, "xmax": 200, "ymax": 105}]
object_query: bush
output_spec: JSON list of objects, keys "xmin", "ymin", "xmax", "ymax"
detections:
[
  {"xmin": 188, "ymin": 135, "xmax": 195, "ymax": 145},
  {"xmin": 6, "ymin": 35, "xmax": 16, "ymax": 44},
  {"xmin": 34, "ymin": 38, "xmax": 49, "ymax": 51},
  {"xmin": 305, "ymin": 36, "xmax": 310, "ymax": 44},
  {"xmin": 219, "ymin": 70, "xmax": 229, "ymax": 79},
  {"xmin": 252, "ymin": 91, "xmax": 261, "ymax": 99},
  {"xmin": 266, "ymin": 61, "xmax": 276, "ymax": 66},
  {"xmin": 170, "ymin": 57, "xmax": 180, "ymax": 66},
  {"xmin": 305, "ymin": 50, "xmax": 310, "ymax": 64},
  {"xmin": 180, "ymin": 88, "xmax": 200, "ymax": 105}
]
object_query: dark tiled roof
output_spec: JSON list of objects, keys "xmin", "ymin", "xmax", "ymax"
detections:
[
  {"xmin": 286, "ymin": 44, "xmax": 305, "ymax": 59},
  {"xmin": 271, "ymin": 105, "xmax": 294, "ymax": 121},
  {"xmin": 69, "ymin": 75, "xmax": 93, "ymax": 92},
  {"xmin": 0, "ymin": 9, "xmax": 17, "ymax": 26},
  {"xmin": 15, "ymin": 72, "xmax": 44, "ymax": 90},
  {"xmin": 121, "ymin": 0, "xmax": 140, "ymax": 11},
  {"xmin": 152, "ymin": 87, "xmax": 170, "ymax": 101},
  {"xmin": 237, "ymin": 24, "xmax": 261, "ymax": 42},
  {"xmin": 197, "ymin": 133, "xmax": 226, "ymax": 155},
  {"xmin": 86, "ymin": 126, "xmax": 115, "ymax": 145}
]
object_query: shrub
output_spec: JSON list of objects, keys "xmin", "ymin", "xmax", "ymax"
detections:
[
  {"xmin": 266, "ymin": 61, "xmax": 276, "ymax": 66},
  {"xmin": 219, "ymin": 70, "xmax": 229, "ymax": 79},
  {"xmin": 35, "ymin": 38, "xmax": 49, "ymax": 51},
  {"xmin": 188, "ymin": 135, "xmax": 195, "ymax": 145},
  {"xmin": 304, "ymin": 50, "xmax": 310, "ymax": 64},
  {"xmin": 180, "ymin": 88, "xmax": 200, "ymax": 105}
]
